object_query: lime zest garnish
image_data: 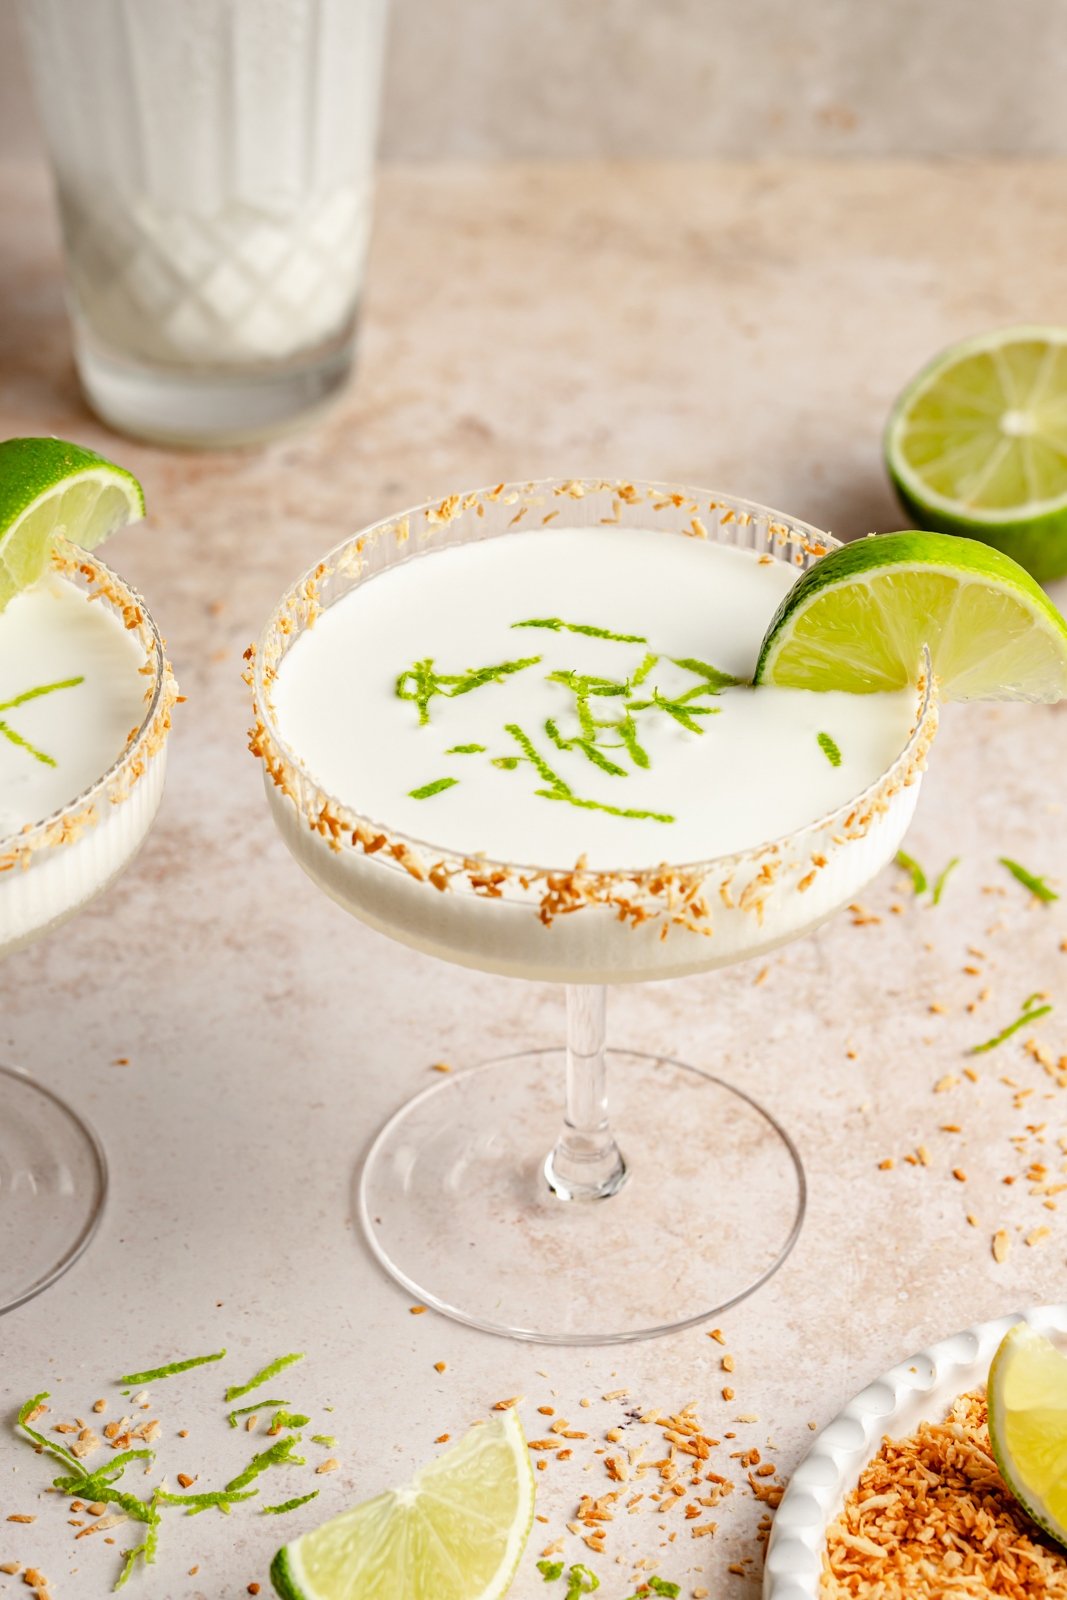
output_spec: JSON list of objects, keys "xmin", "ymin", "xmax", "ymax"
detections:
[
  {"xmin": 262, "ymin": 1491, "xmax": 320, "ymax": 1515},
  {"xmin": 16, "ymin": 1392, "xmax": 85, "ymax": 1475},
  {"xmin": 225, "ymin": 1352, "xmax": 305, "ymax": 1402},
  {"xmin": 0, "ymin": 675, "xmax": 85, "ymax": 768},
  {"xmin": 646, "ymin": 1580, "xmax": 681, "ymax": 1598},
  {"xmin": 268, "ymin": 1411, "xmax": 310, "ymax": 1435},
  {"xmin": 627, "ymin": 688, "xmax": 720, "ymax": 734},
  {"xmin": 931, "ymin": 856, "xmax": 961, "ymax": 905},
  {"xmin": 545, "ymin": 717, "xmax": 628, "ymax": 777},
  {"xmin": 1000, "ymin": 856, "xmax": 1060, "ymax": 903},
  {"xmin": 895, "ymin": 850, "xmax": 928, "ymax": 895},
  {"xmin": 512, "ymin": 617, "xmax": 647, "ymax": 644},
  {"xmin": 971, "ymin": 994, "xmax": 1053, "ymax": 1054},
  {"xmin": 223, "ymin": 1434, "xmax": 305, "ymax": 1494},
  {"xmin": 228, "ymin": 1400, "xmax": 290, "ymax": 1429},
  {"xmin": 565, "ymin": 1565, "xmax": 600, "ymax": 1598},
  {"xmin": 446, "ymin": 743, "xmax": 486, "ymax": 754},
  {"xmin": 816, "ymin": 731, "xmax": 842, "ymax": 768},
  {"xmin": 113, "ymin": 1495, "xmax": 161, "ymax": 1592},
  {"xmin": 397, "ymin": 655, "xmax": 542, "ymax": 726},
  {"xmin": 669, "ymin": 656, "xmax": 738, "ymax": 688},
  {"xmin": 157, "ymin": 1487, "xmax": 258, "ymax": 1511},
  {"xmin": 631, "ymin": 651, "xmax": 658, "ymax": 686},
  {"xmin": 537, "ymin": 1558, "xmax": 565, "ymax": 1580},
  {"xmin": 409, "ymin": 777, "xmax": 459, "ymax": 800},
  {"xmin": 504, "ymin": 723, "xmax": 675, "ymax": 824},
  {"xmin": 116, "ymin": 1349, "xmax": 226, "ymax": 1385},
  {"xmin": 310, "ymin": 1435, "xmax": 336, "ymax": 1448}
]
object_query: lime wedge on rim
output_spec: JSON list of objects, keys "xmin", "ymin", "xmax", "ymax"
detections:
[
  {"xmin": 988, "ymin": 1322, "xmax": 1067, "ymax": 1549},
  {"xmin": 886, "ymin": 326, "xmax": 1067, "ymax": 581},
  {"xmin": 0, "ymin": 436, "xmax": 145, "ymax": 612},
  {"xmin": 754, "ymin": 530, "xmax": 1067, "ymax": 701},
  {"xmin": 270, "ymin": 1409, "xmax": 534, "ymax": 1600}
]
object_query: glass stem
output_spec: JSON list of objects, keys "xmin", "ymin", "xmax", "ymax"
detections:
[{"xmin": 544, "ymin": 984, "xmax": 628, "ymax": 1201}]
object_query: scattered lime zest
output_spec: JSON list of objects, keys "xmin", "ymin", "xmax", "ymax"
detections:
[
  {"xmin": 0, "ymin": 676, "xmax": 85, "ymax": 768},
  {"xmin": 670, "ymin": 656, "xmax": 737, "ymax": 688},
  {"xmin": 538, "ymin": 1558, "xmax": 565, "ymax": 1580},
  {"xmin": 223, "ymin": 1434, "xmax": 305, "ymax": 1495},
  {"xmin": 931, "ymin": 856, "xmax": 961, "ymax": 905},
  {"xmin": 565, "ymin": 1565, "xmax": 600, "ymax": 1598},
  {"xmin": 117, "ymin": 1349, "xmax": 226, "ymax": 1385},
  {"xmin": 1000, "ymin": 856, "xmax": 1060, "ymax": 903},
  {"xmin": 446, "ymin": 743, "xmax": 486, "ymax": 754},
  {"xmin": 545, "ymin": 716, "xmax": 628, "ymax": 777},
  {"xmin": 16, "ymin": 1392, "xmax": 84, "ymax": 1475},
  {"xmin": 262, "ymin": 1491, "xmax": 320, "ymax": 1516},
  {"xmin": 309, "ymin": 1436, "xmax": 335, "ymax": 1448},
  {"xmin": 971, "ymin": 994, "xmax": 1053, "ymax": 1054},
  {"xmin": 225, "ymin": 1352, "xmax": 305, "ymax": 1402},
  {"xmin": 647, "ymin": 1580, "xmax": 681, "ymax": 1598},
  {"xmin": 409, "ymin": 777, "xmax": 458, "ymax": 800},
  {"xmin": 895, "ymin": 850, "xmax": 928, "ymax": 895},
  {"xmin": 269, "ymin": 1411, "xmax": 310, "ymax": 1435},
  {"xmin": 113, "ymin": 1494, "xmax": 161, "ymax": 1592},
  {"xmin": 816, "ymin": 731, "xmax": 842, "ymax": 768},
  {"xmin": 229, "ymin": 1400, "xmax": 291, "ymax": 1429},
  {"xmin": 631, "ymin": 650, "xmax": 658, "ymax": 686},
  {"xmin": 512, "ymin": 617, "xmax": 647, "ymax": 643},
  {"xmin": 626, "ymin": 688, "xmax": 720, "ymax": 734},
  {"xmin": 158, "ymin": 1487, "xmax": 258, "ymax": 1512},
  {"xmin": 505, "ymin": 723, "xmax": 675, "ymax": 825},
  {"xmin": 396, "ymin": 655, "xmax": 541, "ymax": 726}
]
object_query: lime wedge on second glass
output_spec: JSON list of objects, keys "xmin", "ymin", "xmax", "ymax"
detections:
[
  {"xmin": 886, "ymin": 326, "xmax": 1067, "ymax": 581},
  {"xmin": 988, "ymin": 1322, "xmax": 1067, "ymax": 1549},
  {"xmin": 270, "ymin": 1409, "xmax": 534, "ymax": 1600},
  {"xmin": 0, "ymin": 436, "xmax": 145, "ymax": 612},
  {"xmin": 754, "ymin": 531, "xmax": 1067, "ymax": 700}
]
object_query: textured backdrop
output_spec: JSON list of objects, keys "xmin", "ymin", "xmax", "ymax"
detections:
[{"xmin": 2, "ymin": 0, "xmax": 1065, "ymax": 161}]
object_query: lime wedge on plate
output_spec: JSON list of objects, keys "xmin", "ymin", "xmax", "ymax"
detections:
[
  {"xmin": 754, "ymin": 530, "xmax": 1067, "ymax": 701},
  {"xmin": 988, "ymin": 1322, "xmax": 1067, "ymax": 1548},
  {"xmin": 0, "ymin": 437, "xmax": 145, "ymax": 612},
  {"xmin": 270, "ymin": 1409, "xmax": 534, "ymax": 1600},
  {"xmin": 886, "ymin": 326, "xmax": 1067, "ymax": 581}
]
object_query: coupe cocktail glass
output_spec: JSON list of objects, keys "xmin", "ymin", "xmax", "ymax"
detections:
[
  {"xmin": 250, "ymin": 480, "xmax": 936, "ymax": 1344},
  {"xmin": 0, "ymin": 546, "xmax": 176, "ymax": 1315}
]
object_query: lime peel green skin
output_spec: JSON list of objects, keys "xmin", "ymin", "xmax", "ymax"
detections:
[
  {"xmin": 754, "ymin": 530, "xmax": 1067, "ymax": 699},
  {"xmin": 0, "ymin": 437, "xmax": 145, "ymax": 530},
  {"xmin": 885, "ymin": 327, "xmax": 1067, "ymax": 583}
]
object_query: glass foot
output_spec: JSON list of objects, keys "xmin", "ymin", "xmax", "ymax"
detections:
[
  {"xmin": 358, "ymin": 1049, "xmax": 806, "ymax": 1345},
  {"xmin": 0, "ymin": 1065, "xmax": 108, "ymax": 1316}
]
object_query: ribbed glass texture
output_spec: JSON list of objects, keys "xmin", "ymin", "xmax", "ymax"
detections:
[{"xmin": 21, "ymin": 0, "xmax": 388, "ymax": 369}]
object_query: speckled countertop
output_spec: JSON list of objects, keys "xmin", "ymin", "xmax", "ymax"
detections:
[{"xmin": 1, "ymin": 158, "xmax": 1066, "ymax": 1600}]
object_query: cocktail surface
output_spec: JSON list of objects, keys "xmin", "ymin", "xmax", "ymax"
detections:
[{"xmin": 271, "ymin": 528, "xmax": 917, "ymax": 871}]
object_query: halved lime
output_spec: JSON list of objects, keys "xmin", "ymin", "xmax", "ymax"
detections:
[
  {"xmin": 0, "ymin": 437, "xmax": 145, "ymax": 612},
  {"xmin": 988, "ymin": 1322, "xmax": 1067, "ymax": 1548},
  {"xmin": 886, "ymin": 326, "xmax": 1067, "ymax": 581},
  {"xmin": 270, "ymin": 1409, "xmax": 534, "ymax": 1600},
  {"xmin": 754, "ymin": 531, "xmax": 1067, "ymax": 701}
]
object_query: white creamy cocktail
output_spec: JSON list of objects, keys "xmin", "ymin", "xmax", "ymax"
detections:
[
  {"xmin": 0, "ymin": 541, "xmax": 176, "ymax": 1317},
  {"xmin": 251, "ymin": 480, "xmax": 936, "ymax": 1342}
]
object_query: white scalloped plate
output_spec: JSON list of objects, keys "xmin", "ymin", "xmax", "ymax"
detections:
[{"xmin": 764, "ymin": 1302, "xmax": 1067, "ymax": 1600}]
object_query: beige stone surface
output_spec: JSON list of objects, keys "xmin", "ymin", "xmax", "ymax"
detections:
[
  {"xmin": 5, "ymin": 0, "xmax": 1067, "ymax": 160},
  {"xmin": 1, "ymin": 157, "xmax": 1066, "ymax": 1597}
]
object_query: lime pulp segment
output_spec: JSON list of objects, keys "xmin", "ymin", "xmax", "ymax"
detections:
[
  {"xmin": 754, "ymin": 531, "xmax": 1067, "ymax": 702},
  {"xmin": 886, "ymin": 326, "xmax": 1067, "ymax": 580},
  {"xmin": 270, "ymin": 1409, "xmax": 535, "ymax": 1600},
  {"xmin": 988, "ymin": 1322, "xmax": 1067, "ymax": 1548}
]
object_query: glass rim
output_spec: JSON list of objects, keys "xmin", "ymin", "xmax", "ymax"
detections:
[
  {"xmin": 0, "ymin": 542, "xmax": 175, "ymax": 861},
  {"xmin": 250, "ymin": 476, "xmax": 938, "ymax": 887}
]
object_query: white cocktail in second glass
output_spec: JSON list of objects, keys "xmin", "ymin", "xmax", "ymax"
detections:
[
  {"xmin": 0, "ymin": 543, "xmax": 177, "ymax": 1314},
  {"xmin": 251, "ymin": 481, "xmax": 936, "ymax": 1342}
]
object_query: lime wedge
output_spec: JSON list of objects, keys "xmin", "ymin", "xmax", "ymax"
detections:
[
  {"xmin": 0, "ymin": 437, "xmax": 145, "ymax": 612},
  {"xmin": 988, "ymin": 1322, "xmax": 1067, "ymax": 1548},
  {"xmin": 754, "ymin": 531, "xmax": 1067, "ymax": 701},
  {"xmin": 886, "ymin": 326, "xmax": 1067, "ymax": 581},
  {"xmin": 270, "ymin": 1409, "xmax": 534, "ymax": 1600}
]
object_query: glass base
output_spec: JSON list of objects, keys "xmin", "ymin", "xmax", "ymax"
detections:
[
  {"xmin": 0, "ymin": 1065, "xmax": 108, "ymax": 1316},
  {"xmin": 73, "ymin": 335, "xmax": 355, "ymax": 449},
  {"xmin": 358, "ymin": 1049, "xmax": 806, "ymax": 1345}
]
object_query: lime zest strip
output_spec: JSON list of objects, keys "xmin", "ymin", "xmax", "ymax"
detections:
[
  {"xmin": 971, "ymin": 995, "xmax": 1053, "ymax": 1054},
  {"xmin": 17, "ymin": 1392, "xmax": 85, "ymax": 1475},
  {"xmin": 223, "ymin": 1434, "xmax": 304, "ymax": 1495},
  {"xmin": 1000, "ymin": 856, "xmax": 1060, "ymax": 903},
  {"xmin": 511, "ymin": 617, "xmax": 648, "ymax": 644},
  {"xmin": 116, "ymin": 1349, "xmax": 226, "ymax": 1385},
  {"xmin": 310, "ymin": 1434, "xmax": 336, "ymax": 1448},
  {"xmin": 224, "ymin": 1352, "xmax": 305, "ymax": 1402},
  {"xmin": 931, "ymin": 856, "xmax": 961, "ymax": 905},
  {"xmin": 409, "ymin": 777, "xmax": 458, "ymax": 800},
  {"xmin": 228, "ymin": 1399, "xmax": 290, "ymax": 1429},
  {"xmin": 816, "ymin": 731, "xmax": 842, "ymax": 768},
  {"xmin": 157, "ymin": 1487, "xmax": 258, "ymax": 1511},
  {"xmin": 261, "ymin": 1490, "xmax": 320, "ymax": 1516},
  {"xmin": 896, "ymin": 850, "xmax": 928, "ymax": 895}
]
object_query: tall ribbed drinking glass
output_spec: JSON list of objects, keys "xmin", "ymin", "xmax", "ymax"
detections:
[{"xmin": 20, "ymin": 0, "xmax": 389, "ymax": 446}]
